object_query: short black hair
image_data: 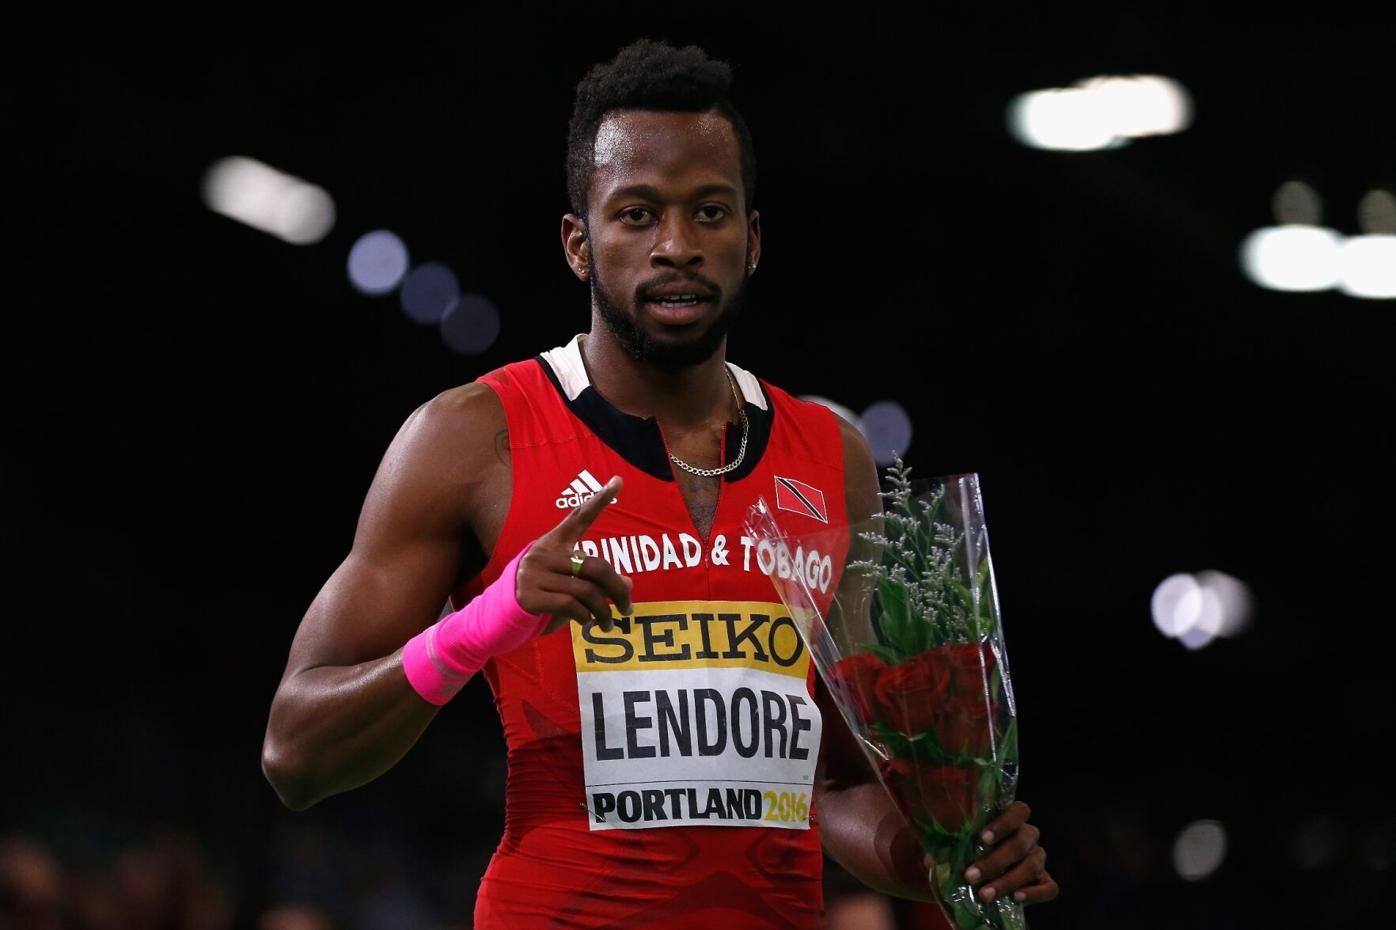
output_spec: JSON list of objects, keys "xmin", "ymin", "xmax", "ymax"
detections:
[{"xmin": 565, "ymin": 38, "xmax": 757, "ymax": 224}]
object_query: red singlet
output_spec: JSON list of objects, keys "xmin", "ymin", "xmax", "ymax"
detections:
[{"xmin": 459, "ymin": 333, "xmax": 848, "ymax": 929}]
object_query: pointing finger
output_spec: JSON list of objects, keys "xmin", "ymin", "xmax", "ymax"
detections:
[{"xmin": 547, "ymin": 475, "xmax": 622, "ymax": 544}]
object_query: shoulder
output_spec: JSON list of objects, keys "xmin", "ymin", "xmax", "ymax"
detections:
[
  {"xmin": 396, "ymin": 381, "xmax": 506, "ymax": 459},
  {"xmin": 829, "ymin": 412, "xmax": 880, "ymax": 524},
  {"xmin": 745, "ymin": 368, "xmax": 881, "ymax": 523},
  {"xmin": 418, "ymin": 379, "xmax": 506, "ymax": 430},
  {"xmin": 366, "ymin": 381, "xmax": 508, "ymax": 523},
  {"xmin": 749, "ymin": 370, "xmax": 873, "ymax": 482}
]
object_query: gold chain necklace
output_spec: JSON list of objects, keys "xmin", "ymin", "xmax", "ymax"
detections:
[{"xmin": 668, "ymin": 366, "xmax": 748, "ymax": 478}]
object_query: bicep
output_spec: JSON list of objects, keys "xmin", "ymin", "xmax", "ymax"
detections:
[
  {"xmin": 817, "ymin": 414, "xmax": 884, "ymax": 786},
  {"xmin": 278, "ymin": 387, "xmax": 498, "ymax": 679}
]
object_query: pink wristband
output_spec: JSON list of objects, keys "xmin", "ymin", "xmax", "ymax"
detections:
[{"xmin": 401, "ymin": 540, "xmax": 549, "ymax": 705}]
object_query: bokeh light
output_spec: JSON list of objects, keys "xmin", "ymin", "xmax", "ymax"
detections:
[
  {"xmin": 1337, "ymin": 234, "xmax": 1396, "ymax": 299},
  {"xmin": 1151, "ymin": 571, "xmax": 1253, "ymax": 649},
  {"xmin": 1151, "ymin": 573, "xmax": 1201, "ymax": 638},
  {"xmin": 440, "ymin": 293, "xmax": 502, "ymax": 355},
  {"xmin": 201, "ymin": 156, "xmax": 335, "ymax": 245},
  {"xmin": 347, "ymin": 230, "xmax": 411, "ymax": 296},
  {"xmin": 1008, "ymin": 75, "xmax": 1190, "ymax": 151},
  {"xmin": 1008, "ymin": 88, "xmax": 1120, "ymax": 151},
  {"xmin": 1193, "ymin": 569, "xmax": 1253, "ymax": 637},
  {"xmin": 860, "ymin": 401, "xmax": 913, "ymax": 466},
  {"xmin": 1357, "ymin": 189, "xmax": 1396, "ymax": 234},
  {"xmin": 1078, "ymin": 75, "xmax": 1191, "ymax": 138},
  {"xmin": 1273, "ymin": 180, "xmax": 1323, "ymax": 226},
  {"xmin": 1173, "ymin": 820, "xmax": 1228, "ymax": 881},
  {"xmin": 399, "ymin": 262, "xmax": 461, "ymax": 325},
  {"xmin": 1240, "ymin": 225, "xmax": 1344, "ymax": 292}
]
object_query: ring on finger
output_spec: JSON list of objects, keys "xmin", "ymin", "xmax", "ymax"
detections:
[{"xmin": 569, "ymin": 551, "xmax": 586, "ymax": 576}]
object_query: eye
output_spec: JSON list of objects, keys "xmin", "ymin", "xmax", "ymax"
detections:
[
  {"xmin": 619, "ymin": 207, "xmax": 653, "ymax": 225},
  {"xmin": 698, "ymin": 204, "xmax": 728, "ymax": 221}
]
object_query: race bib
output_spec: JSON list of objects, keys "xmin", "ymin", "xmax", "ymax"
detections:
[{"xmin": 572, "ymin": 601, "xmax": 823, "ymax": 831}]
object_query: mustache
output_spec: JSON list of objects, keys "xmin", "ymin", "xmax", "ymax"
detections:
[{"xmin": 637, "ymin": 276, "xmax": 721, "ymax": 300}]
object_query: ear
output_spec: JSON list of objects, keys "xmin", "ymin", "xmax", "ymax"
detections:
[
  {"xmin": 561, "ymin": 213, "xmax": 590, "ymax": 281},
  {"xmin": 746, "ymin": 209, "xmax": 762, "ymax": 275}
]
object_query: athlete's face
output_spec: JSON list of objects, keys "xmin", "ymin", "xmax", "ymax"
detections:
[{"xmin": 566, "ymin": 108, "xmax": 760, "ymax": 370}]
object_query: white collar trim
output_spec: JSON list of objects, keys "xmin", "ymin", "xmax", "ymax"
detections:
[{"xmin": 540, "ymin": 333, "xmax": 768, "ymax": 412}]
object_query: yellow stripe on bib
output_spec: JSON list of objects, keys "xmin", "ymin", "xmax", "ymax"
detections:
[{"xmin": 571, "ymin": 600, "xmax": 810, "ymax": 678}]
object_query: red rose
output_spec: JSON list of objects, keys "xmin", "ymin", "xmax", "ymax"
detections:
[
  {"xmin": 879, "ymin": 758, "xmax": 919, "ymax": 819},
  {"xmin": 938, "ymin": 642, "xmax": 997, "ymax": 697},
  {"xmin": 917, "ymin": 765, "xmax": 980, "ymax": 832},
  {"xmin": 932, "ymin": 691, "xmax": 994, "ymax": 757},
  {"xmin": 879, "ymin": 758, "xmax": 980, "ymax": 833},
  {"xmin": 874, "ymin": 651, "xmax": 951, "ymax": 736},
  {"xmin": 827, "ymin": 653, "xmax": 887, "ymax": 723}
]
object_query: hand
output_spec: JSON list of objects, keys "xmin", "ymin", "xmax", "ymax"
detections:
[
  {"xmin": 922, "ymin": 801, "xmax": 1058, "ymax": 906},
  {"xmin": 514, "ymin": 475, "xmax": 634, "ymax": 634}
]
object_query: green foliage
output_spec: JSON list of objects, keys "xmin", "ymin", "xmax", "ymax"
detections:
[
  {"xmin": 840, "ymin": 457, "xmax": 1023, "ymax": 930},
  {"xmin": 850, "ymin": 456, "xmax": 996, "ymax": 654},
  {"xmin": 875, "ymin": 579, "xmax": 915, "ymax": 654},
  {"xmin": 864, "ymin": 642, "xmax": 901, "ymax": 665}
]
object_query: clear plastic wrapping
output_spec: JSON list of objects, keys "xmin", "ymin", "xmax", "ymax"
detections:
[{"xmin": 745, "ymin": 460, "xmax": 1025, "ymax": 930}]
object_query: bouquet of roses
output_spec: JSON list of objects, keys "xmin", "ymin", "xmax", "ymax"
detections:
[{"xmin": 745, "ymin": 458, "xmax": 1023, "ymax": 930}]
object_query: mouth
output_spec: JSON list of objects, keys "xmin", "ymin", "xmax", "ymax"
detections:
[{"xmin": 642, "ymin": 294, "xmax": 714, "ymax": 325}]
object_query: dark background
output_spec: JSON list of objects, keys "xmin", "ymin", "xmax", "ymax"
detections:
[{"xmin": 4, "ymin": 5, "xmax": 1393, "ymax": 928}]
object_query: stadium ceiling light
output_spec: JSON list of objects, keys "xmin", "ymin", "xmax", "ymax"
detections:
[
  {"xmin": 202, "ymin": 156, "xmax": 336, "ymax": 245},
  {"xmin": 1007, "ymin": 74, "xmax": 1191, "ymax": 152}
]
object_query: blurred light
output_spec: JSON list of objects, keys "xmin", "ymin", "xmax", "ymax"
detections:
[
  {"xmin": 1194, "ymin": 569, "xmax": 1253, "ymax": 637},
  {"xmin": 1008, "ymin": 75, "xmax": 1190, "ymax": 151},
  {"xmin": 1273, "ymin": 181, "xmax": 1323, "ymax": 226},
  {"xmin": 1152, "ymin": 571, "xmax": 1253, "ymax": 649},
  {"xmin": 440, "ymin": 293, "xmax": 501, "ymax": 355},
  {"xmin": 1151, "ymin": 573, "xmax": 1200, "ymax": 639},
  {"xmin": 1240, "ymin": 225, "xmax": 1343, "ymax": 292},
  {"xmin": 1289, "ymin": 815, "xmax": 1341, "ymax": 870},
  {"xmin": 1357, "ymin": 189, "xmax": 1396, "ymax": 234},
  {"xmin": 860, "ymin": 400, "xmax": 913, "ymax": 466},
  {"xmin": 1174, "ymin": 820, "xmax": 1227, "ymax": 881},
  {"xmin": 799, "ymin": 395, "xmax": 863, "ymax": 434},
  {"xmin": 400, "ymin": 262, "xmax": 460, "ymax": 324},
  {"xmin": 1008, "ymin": 88, "xmax": 1120, "ymax": 151},
  {"xmin": 1337, "ymin": 234, "xmax": 1396, "ymax": 299},
  {"xmin": 347, "ymin": 230, "xmax": 410, "ymax": 295},
  {"xmin": 1177, "ymin": 625, "xmax": 1215, "ymax": 651},
  {"xmin": 1079, "ymin": 75, "xmax": 1191, "ymax": 138},
  {"xmin": 202, "ymin": 156, "xmax": 335, "ymax": 244}
]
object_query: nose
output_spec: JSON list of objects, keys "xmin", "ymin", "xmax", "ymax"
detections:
[{"xmin": 650, "ymin": 211, "xmax": 703, "ymax": 269}]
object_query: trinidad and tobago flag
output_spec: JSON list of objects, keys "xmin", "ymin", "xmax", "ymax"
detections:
[{"xmin": 774, "ymin": 475, "xmax": 829, "ymax": 523}]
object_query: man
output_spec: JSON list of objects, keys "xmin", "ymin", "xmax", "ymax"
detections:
[{"xmin": 261, "ymin": 38, "xmax": 1056, "ymax": 928}]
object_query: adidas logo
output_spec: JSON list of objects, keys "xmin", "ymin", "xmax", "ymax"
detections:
[{"xmin": 555, "ymin": 468, "xmax": 618, "ymax": 509}]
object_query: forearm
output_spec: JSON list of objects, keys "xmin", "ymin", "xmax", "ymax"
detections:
[
  {"xmin": 262, "ymin": 648, "xmax": 440, "ymax": 810},
  {"xmin": 818, "ymin": 781, "xmax": 938, "ymax": 903}
]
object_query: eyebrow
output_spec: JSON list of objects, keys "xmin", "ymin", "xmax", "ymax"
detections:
[{"xmin": 603, "ymin": 182, "xmax": 739, "ymax": 204}]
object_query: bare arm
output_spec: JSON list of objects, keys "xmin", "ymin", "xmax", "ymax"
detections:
[{"xmin": 260, "ymin": 383, "xmax": 502, "ymax": 811}]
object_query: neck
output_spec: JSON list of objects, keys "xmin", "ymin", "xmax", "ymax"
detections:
[{"xmin": 580, "ymin": 328, "xmax": 737, "ymax": 431}]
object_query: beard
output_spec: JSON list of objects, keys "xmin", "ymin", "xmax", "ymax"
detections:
[{"xmin": 591, "ymin": 258, "xmax": 749, "ymax": 371}]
